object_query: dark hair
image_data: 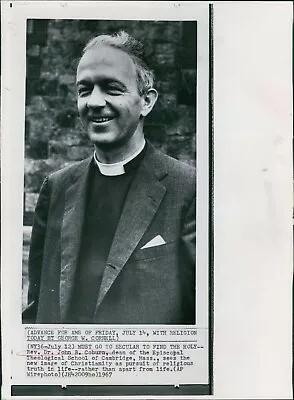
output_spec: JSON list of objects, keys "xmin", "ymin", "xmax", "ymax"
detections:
[{"xmin": 82, "ymin": 30, "xmax": 154, "ymax": 95}]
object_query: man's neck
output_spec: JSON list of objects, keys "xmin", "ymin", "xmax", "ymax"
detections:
[
  {"xmin": 94, "ymin": 139, "xmax": 146, "ymax": 176},
  {"xmin": 94, "ymin": 134, "xmax": 145, "ymax": 164}
]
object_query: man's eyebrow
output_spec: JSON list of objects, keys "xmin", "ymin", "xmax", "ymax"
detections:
[
  {"xmin": 108, "ymin": 80, "xmax": 126, "ymax": 87},
  {"xmin": 76, "ymin": 79, "xmax": 90, "ymax": 86},
  {"xmin": 76, "ymin": 78, "xmax": 127, "ymax": 89}
]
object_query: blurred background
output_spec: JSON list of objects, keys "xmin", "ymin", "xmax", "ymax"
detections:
[{"xmin": 22, "ymin": 19, "xmax": 197, "ymax": 309}]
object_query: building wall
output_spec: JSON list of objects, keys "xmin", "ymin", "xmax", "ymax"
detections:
[{"xmin": 24, "ymin": 19, "xmax": 197, "ymax": 223}]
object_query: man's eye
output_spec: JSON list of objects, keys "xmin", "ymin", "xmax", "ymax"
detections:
[
  {"xmin": 78, "ymin": 88, "xmax": 91, "ymax": 96},
  {"xmin": 106, "ymin": 85, "xmax": 124, "ymax": 95}
]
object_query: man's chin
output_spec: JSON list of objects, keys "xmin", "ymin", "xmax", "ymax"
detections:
[{"xmin": 88, "ymin": 132, "xmax": 120, "ymax": 150}]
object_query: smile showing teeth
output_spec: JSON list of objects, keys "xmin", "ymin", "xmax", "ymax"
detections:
[{"xmin": 92, "ymin": 117, "xmax": 113, "ymax": 123}]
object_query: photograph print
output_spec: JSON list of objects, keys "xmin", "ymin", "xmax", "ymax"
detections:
[{"xmin": 22, "ymin": 19, "xmax": 198, "ymax": 325}]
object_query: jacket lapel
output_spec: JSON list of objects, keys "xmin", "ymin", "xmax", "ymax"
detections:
[
  {"xmin": 59, "ymin": 157, "xmax": 92, "ymax": 321},
  {"xmin": 95, "ymin": 145, "xmax": 168, "ymax": 311}
]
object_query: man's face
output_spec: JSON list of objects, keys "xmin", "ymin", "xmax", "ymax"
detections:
[{"xmin": 77, "ymin": 45, "xmax": 145, "ymax": 150}]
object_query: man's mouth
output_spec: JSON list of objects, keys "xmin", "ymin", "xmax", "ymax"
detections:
[{"xmin": 91, "ymin": 117, "xmax": 114, "ymax": 123}]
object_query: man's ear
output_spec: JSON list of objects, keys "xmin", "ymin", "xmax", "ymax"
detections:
[{"xmin": 140, "ymin": 88, "xmax": 158, "ymax": 117}]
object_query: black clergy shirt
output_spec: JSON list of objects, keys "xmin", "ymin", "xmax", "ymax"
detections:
[{"xmin": 66, "ymin": 145, "xmax": 147, "ymax": 323}]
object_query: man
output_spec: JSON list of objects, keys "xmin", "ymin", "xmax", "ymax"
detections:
[{"xmin": 23, "ymin": 30, "xmax": 196, "ymax": 325}]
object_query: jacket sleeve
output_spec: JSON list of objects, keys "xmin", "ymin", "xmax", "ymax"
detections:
[
  {"xmin": 180, "ymin": 194, "xmax": 196, "ymax": 323},
  {"xmin": 22, "ymin": 177, "xmax": 50, "ymax": 323}
]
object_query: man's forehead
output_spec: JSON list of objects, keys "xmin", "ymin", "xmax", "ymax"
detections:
[{"xmin": 77, "ymin": 45, "xmax": 136, "ymax": 77}]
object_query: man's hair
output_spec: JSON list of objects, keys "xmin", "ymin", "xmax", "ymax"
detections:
[{"xmin": 82, "ymin": 30, "xmax": 154, "ymax": 96}]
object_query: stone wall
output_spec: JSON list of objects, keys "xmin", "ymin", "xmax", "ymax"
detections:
[{"xmin": 24, "ymin": 19, "xmax": 197, "ymax": 224}]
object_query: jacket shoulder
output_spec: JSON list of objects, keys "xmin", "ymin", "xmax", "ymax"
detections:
[
  {"xmin": 164, "ymin": 154, "xmax": 196, "ymax": 197},
  {"xmin": 47, "ymin": 157, "xmax": 92, "ymax": 184},
  {"xmin": 151, "ymin": 146, "xmax": 196, "ymax": 180},
  {"xmin": 148, "ymin": 146, "xmax": 196, "ymax": 200},
  {"xmin": 165, "ymin": 153, "xmax": 196, "ymax": 179}
]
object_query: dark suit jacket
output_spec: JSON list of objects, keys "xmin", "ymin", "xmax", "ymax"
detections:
[{"xmin": 23, "ymin": 143, "xmax": 196, "ymax": 324}]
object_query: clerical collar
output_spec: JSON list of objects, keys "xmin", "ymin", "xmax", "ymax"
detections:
[{"xmin": 94, "ymin": 139, "xmax": 146, "ymax": 176}]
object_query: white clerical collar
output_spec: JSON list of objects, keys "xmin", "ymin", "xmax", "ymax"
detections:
[{"xmin": 94, "ymin": 139, "xmax": 146, "ymax": 176}]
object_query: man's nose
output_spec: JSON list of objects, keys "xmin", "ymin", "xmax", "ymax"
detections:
[{"xmin": 87, "ymin": 86, "xmax": 106, "ymax": 108}]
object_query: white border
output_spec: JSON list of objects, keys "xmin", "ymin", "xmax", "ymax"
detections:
[{"xmin": 213, "ymin": 2, "xmax": 292, "ymax": 398}]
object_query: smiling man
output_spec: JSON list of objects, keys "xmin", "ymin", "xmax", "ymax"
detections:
[{"xmin": 23, "ymin": 31, "xmax": 196, "ymax": 324}]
